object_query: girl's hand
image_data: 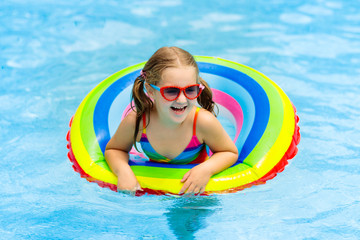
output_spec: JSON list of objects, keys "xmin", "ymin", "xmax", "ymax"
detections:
[
  {"xmin": 117, "ymin": 170, "xmax": 142, "ymax": 193},
  {"xmin": 179, "ymin": 164, "xmax": 212, "ymax": 195}
]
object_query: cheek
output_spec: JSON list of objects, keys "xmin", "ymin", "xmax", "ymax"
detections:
[
  {"xmin": 188, "ymin": 99, "xmax": 197, "ymax": 106},
  {"xmin": 154, "ymin": 93, "xmax": 170, "ymax": 106}
]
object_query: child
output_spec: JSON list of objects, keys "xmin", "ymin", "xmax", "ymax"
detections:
[{"xmin": 105, "ymin": 47, "xmax": 238, "ymax": 194}]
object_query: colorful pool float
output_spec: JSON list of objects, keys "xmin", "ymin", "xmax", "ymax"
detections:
[{"xmin": 66, "ymin": 56, "xmax": 300, "ymax": 195}]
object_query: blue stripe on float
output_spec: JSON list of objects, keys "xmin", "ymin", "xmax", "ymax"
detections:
[{"xmin": 93, "ymin": 70, "xmax": 140, "ymax": 154}]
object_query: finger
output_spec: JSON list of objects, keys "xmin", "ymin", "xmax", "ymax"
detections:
[
  {"xmin": 185, "ymin": 183, "xmax": 196, "ymax": 194},
  {"xmin": 192, "ymin": 185, "xmax": 205, "ymax": 196},
  {"xmin": 135, "ymin": 183, "xmax": 143, "ymax": 191},
  {"xmin": 192, "ymin": 185, "xmax": 201, "ymax": 194},
  {"xmin": 194, "ymin": 189, "xmax": 201, "ymax": 196},
  {"xmin": 181, "ymin": 171, "xmax": 191, "ymax": 183},
  {"xmin": 179, "ymin": 181, "xmax": 190, "ymax": 194},
  {"xmin": 196, "ymin": 186, "xmax": 205, "ymax": 195},
  {"xmin": 194, "ymin": 187, "xmax": 204, "ymax": 196}
]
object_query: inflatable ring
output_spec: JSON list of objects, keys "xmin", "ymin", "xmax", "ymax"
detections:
[{"xmin": 66, "ymin": 56, "xmax": 300, "ymax": 195}]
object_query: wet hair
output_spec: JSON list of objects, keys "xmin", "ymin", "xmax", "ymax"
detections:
[{"xmin": 131, "ymin": 46, "xmax": 217, "ymax": 148}]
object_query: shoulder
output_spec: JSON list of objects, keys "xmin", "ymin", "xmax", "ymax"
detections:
[
  {"xmin": 121, "ymin": 109, "xmax": 137, "ymax": 127},
  {"xmin": 196, "ymin": 108, "xmax": 222, "ymax": 140},
  {"xmin": 195, "ymin": 108, "xmax": 238, "ymax": 155},
  {"xmin": 197, "ymin": 108, "xmax": 217, "ymax": 125},
  {"xmin": 106, "ymin": 109, "xmax": 139, "ymax": 151},
  {"xmin": 117, "ymin": 109, "xmax": 146, "ymax": 132}
]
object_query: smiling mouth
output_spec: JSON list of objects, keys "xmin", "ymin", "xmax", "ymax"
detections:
[{"xmin": 170, "ymin": 106, "xmax": 187, "ymax": 112}]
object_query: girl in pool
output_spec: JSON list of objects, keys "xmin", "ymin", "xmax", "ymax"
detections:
[{"xmin": 105, "ymin": 47, "xmax": 238, "ymax": 195}]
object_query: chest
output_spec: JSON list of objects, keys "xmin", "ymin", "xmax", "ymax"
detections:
[{"xmin": 144, "ymin": 124, "xmax": 194, "ymax": 159}]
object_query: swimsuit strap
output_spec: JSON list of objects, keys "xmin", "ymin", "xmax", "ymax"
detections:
[
  {"xmin": 142, "ymin": 114, "xmax": 147, "ymax": 134},
  {"xmin": 193, "ymin": 107, "xmax": 200, "ymax": 136}
]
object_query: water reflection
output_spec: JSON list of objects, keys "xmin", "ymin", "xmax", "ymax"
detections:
[{"xmin": 165, "ymin": 196, "xmax": 220, "ymax": 239}]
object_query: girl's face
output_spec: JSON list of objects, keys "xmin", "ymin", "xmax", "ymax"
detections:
[{"xmin": 149, "ymin": 66, "xmax": 198, "ymax": 125}]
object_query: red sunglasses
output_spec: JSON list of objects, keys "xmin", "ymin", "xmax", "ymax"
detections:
[{"xmin": 149, "ymin": 84, "xmax": 205, "ymax": 101}]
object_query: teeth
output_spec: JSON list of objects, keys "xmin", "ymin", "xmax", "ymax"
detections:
[
  {"xmin": 171, "ymin": 106, "xmax": 187, "ymax": 112},
  {"xmin": 173, "ymin": 106, "xmax": 186, "ymax": 109}
]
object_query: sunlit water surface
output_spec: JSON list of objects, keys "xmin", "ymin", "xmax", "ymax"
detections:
[{"xmin": 1, "ymin": 0, "xmax": 360, "ymax": 239}]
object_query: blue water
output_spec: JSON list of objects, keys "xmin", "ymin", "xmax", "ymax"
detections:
[{"xmin": 1, "ymin": 0, "xmax": 360, "ymax": 239}]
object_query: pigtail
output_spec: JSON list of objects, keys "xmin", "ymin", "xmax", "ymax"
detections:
[
  {"xmin": 131, "ymin": 74, "xmax": 153, "ymax": 150},
  {"xmin": 197, "ymin": 77, "xmax": 218, "ymax": 117}
]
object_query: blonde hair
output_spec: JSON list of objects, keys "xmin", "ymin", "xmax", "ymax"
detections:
[{"xmin": 131, "ymin": 46, "xmax": 216, "ymax": 147}]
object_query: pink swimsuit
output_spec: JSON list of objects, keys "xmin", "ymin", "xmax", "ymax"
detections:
[{"xmin": 139, "ymin": 107, "xmax": 208, "ymax": 164}]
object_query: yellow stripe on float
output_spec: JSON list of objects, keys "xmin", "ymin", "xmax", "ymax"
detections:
[
  {"xmin": 70, "ymin": 99, "xmax": 118, "ymax": 185},
  {"xmin": 252, "ymin": 77, "xmax": 295, "ymax": 173}
]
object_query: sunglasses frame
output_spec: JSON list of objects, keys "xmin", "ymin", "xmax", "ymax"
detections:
[{"xmin": 149, "ymin": 84, "xmax": 205, "ymax": 101}]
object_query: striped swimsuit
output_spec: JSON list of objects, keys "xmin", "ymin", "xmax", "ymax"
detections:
[{"xmin": 139, "ymin": 107, "xmax": 208, "ymax": 164}]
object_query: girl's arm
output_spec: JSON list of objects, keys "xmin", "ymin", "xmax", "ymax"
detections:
[
  {"xmin": 105, "ymin": 110, "xmax": 141, "ymax": 192},
  {"xmin": 179, "ymin": 110, "xmax": 238, "ymax": 194}
]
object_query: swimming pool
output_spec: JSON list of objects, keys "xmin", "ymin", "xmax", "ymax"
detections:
[{"xmin": 1, "ymin": 0, "xmax": 359, "ymax": 239}]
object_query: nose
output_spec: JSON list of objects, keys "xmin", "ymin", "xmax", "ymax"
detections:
[{"xmin": 176, "ymin": 90, "xmax": 187, "ymax": 103}]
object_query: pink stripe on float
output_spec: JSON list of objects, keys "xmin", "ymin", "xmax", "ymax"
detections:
[
  {"xmin": 211, "ymin": 88, "xmax": 243, "ymax": 143},
  {"xmin": 121, "ymin": 102, "xmax": 134, "ymax": 120}
]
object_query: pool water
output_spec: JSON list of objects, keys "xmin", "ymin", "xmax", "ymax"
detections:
[{"xmin": 1, "ymin": 0, "xmax": 360, "ymax": 239}]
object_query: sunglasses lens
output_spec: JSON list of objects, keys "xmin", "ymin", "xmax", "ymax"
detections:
[
  {"xmin": 185, "ymin": 85, "xmax": 200, "ymax": 99},
  {"xmin": 163, "ymin": 88, "xmax": 180, "ymax": 100}
]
